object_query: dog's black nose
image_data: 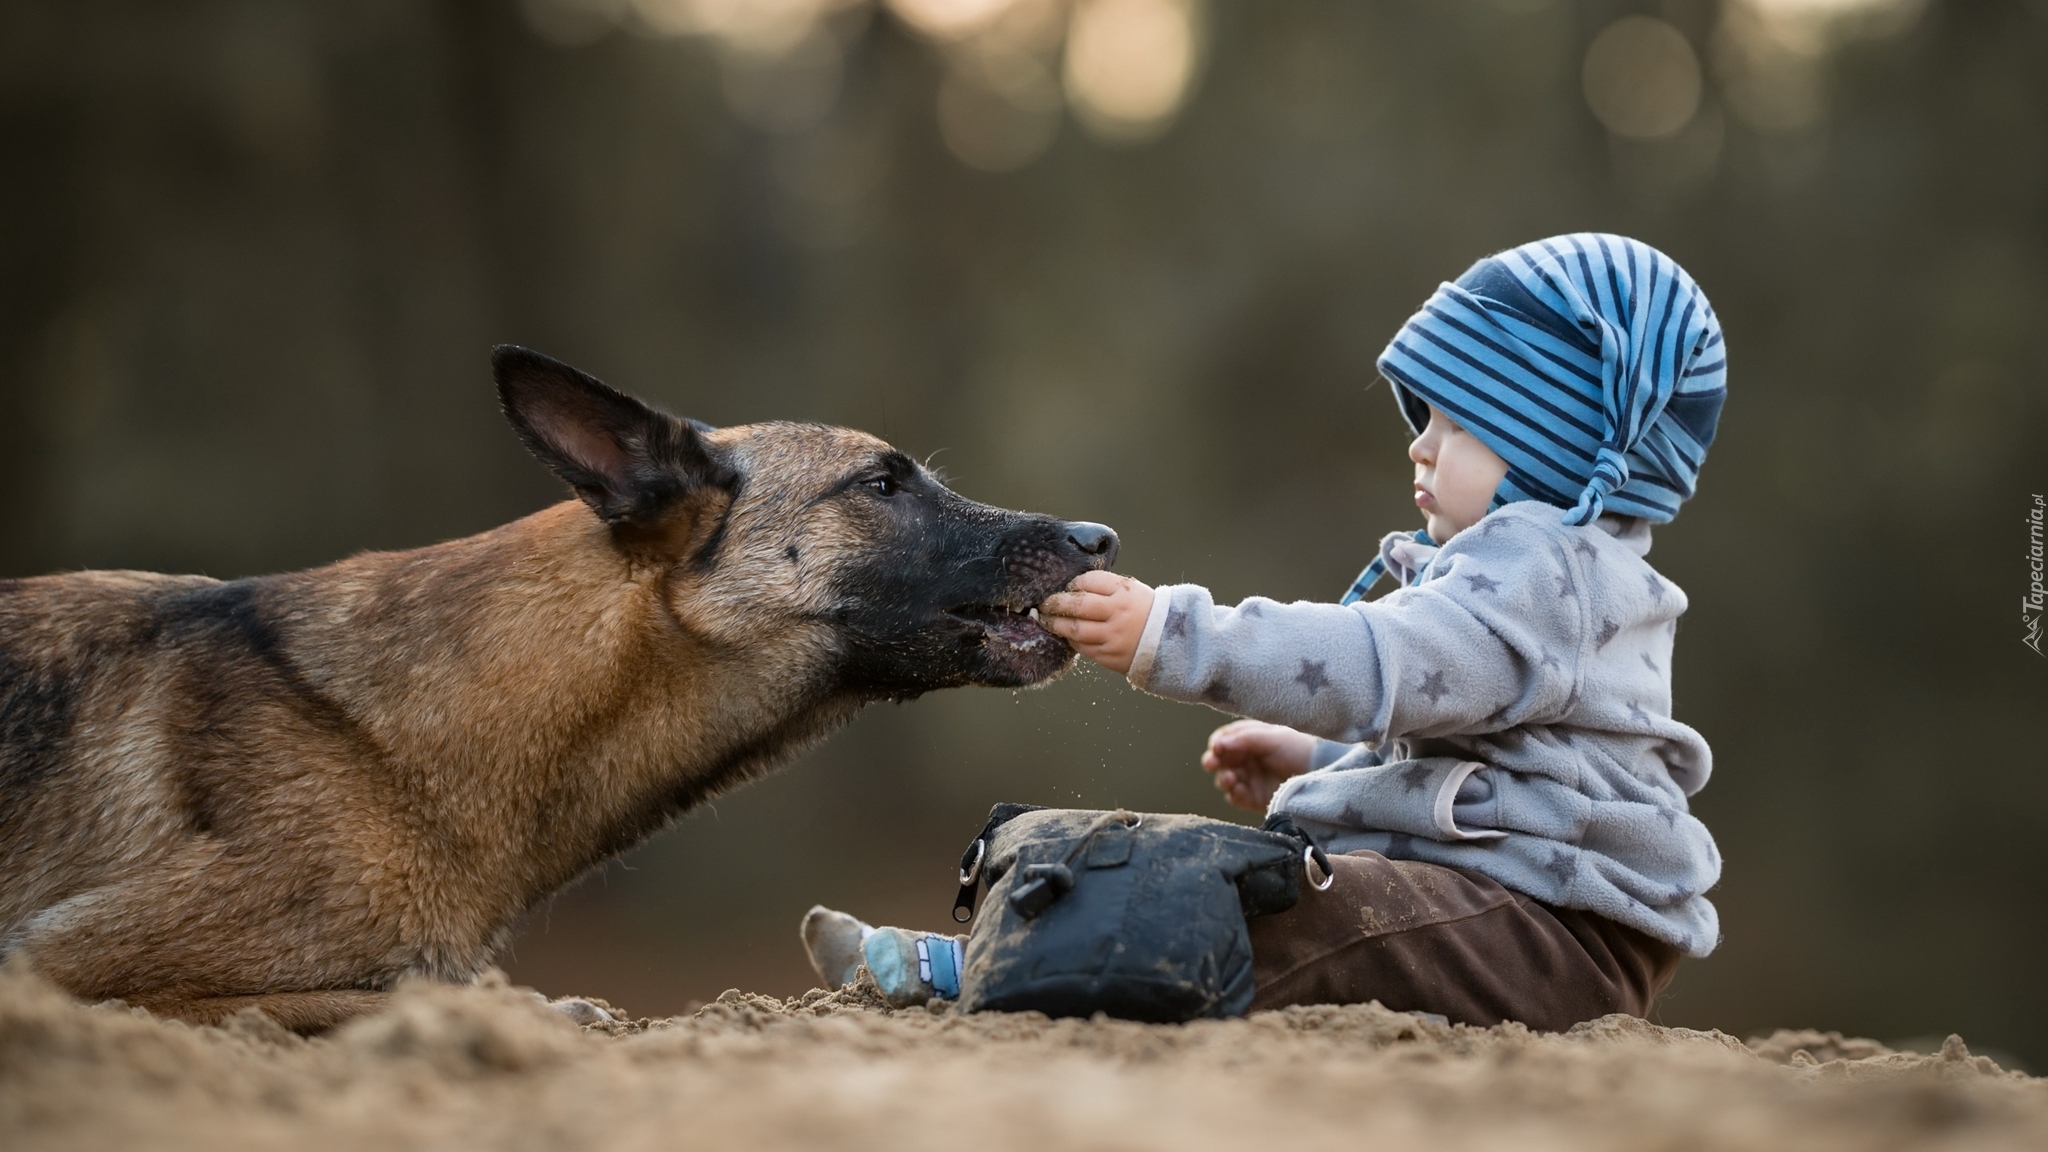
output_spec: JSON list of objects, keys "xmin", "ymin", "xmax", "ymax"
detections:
[{"xmin": 1065, "ymin": 522, "xmax": 1120, "ymax": 568}]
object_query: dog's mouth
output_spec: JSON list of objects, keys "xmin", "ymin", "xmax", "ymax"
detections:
[{"xmin": 945, "ymin": 602, "xmax": 1060, "ymax": 653}]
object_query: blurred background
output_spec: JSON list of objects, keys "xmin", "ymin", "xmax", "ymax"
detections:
[{"xmin": 3, "ymin": 0, "xmax": 2044, "ymax": 1062}]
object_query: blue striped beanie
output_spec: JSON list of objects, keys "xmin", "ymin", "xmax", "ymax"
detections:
[
  {"xmin": 1382, "ymin": 233, "xmax": 1725, "ymax": 525},
  {"xmin": 1342, "ymin": 234, "xmax": 1725, "ymax": 603}
]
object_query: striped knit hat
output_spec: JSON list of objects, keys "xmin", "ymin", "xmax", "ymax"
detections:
[
  {"xmin": 1340, "ymin": 234, "xmax": 1724, "ymax": 604},
  {"xmin": 1382, "ymin": 233, "xmax": 1725, "ymax": 526}
]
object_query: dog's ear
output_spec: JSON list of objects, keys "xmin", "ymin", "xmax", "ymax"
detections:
[{"xmin": 494, "ymin": 346, "xmax": 733, "ymax": 526}]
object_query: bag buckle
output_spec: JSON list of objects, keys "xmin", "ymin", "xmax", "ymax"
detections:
[
  {"xmin": 1302, "ymin": 844, "xmax": 1335, "ymax": 891},
  {"xmin": 951, "ymin": 839, "xmax": 987, "ymax": 924},
  {"xmin": 1006, "ymin": 862, "xmax": 1076, "ymax": 920}
]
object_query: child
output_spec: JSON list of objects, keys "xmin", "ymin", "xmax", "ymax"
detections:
[{"xmin": 807, "ymin": 234, "xmax": 1725, "ymax": 1031}]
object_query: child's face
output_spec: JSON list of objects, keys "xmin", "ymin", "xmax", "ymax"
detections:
[{"xmin": 1409, "ymin": 405, "xmax": 1509, "ymax": 540}]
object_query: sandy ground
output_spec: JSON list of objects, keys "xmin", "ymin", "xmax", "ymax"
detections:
[{"xmin": 3, "ymin": 963, "xmax": 2043, "ymax": 1152}]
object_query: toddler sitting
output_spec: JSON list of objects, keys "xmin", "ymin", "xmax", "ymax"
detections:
[{"xmin": 807, "ymin": 234, "xmax": 1726, "ymax": 1030}]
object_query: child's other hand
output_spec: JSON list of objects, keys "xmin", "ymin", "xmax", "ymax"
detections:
[
  {"xmin": 1038, "ymin": 571, "xmax": 1153, "ymax": 676},
  {"xmin": 1202, "ymin": 720, "xmax": 1316, "ymax": 813}
]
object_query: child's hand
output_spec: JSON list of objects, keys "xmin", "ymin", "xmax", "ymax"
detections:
[
  {"xmin": 1038, "ymin": 571, "xmax": 1154, "ymax": 676},
  {"xmin": 1202, "ymin": 720, "xmax": 1316, "ymax": 813}
]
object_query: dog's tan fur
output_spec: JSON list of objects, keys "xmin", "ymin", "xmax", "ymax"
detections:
[{"xmin": 0, "ymin": 349, "xmax": 1114, "ymax": 1033}]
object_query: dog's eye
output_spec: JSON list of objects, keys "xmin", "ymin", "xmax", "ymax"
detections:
[{"xmin": 862, "ymin": 475, "xmax": 900, "ymax": 498}]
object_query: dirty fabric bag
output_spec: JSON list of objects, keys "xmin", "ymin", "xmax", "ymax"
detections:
[{"xmin": 949, "ymin": 804, "xmax": 1328, "ymax": 1022}]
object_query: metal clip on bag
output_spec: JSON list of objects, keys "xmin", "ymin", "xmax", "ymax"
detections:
[{"xmin": 949, "ymin": 803, "xmax": 1331, "ymax": 1022}]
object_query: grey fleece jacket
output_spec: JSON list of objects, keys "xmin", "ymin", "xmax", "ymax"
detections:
[{"xmin": 1126, "ymin": 501, "xmax": 1721, "ymax": 956}]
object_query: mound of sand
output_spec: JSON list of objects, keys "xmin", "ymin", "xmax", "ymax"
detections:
[{"xmin": 2, "ymin": 962, "xmax": 2041, "ymax": 1152}]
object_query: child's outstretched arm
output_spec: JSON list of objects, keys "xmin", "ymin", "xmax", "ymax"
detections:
[{"xmin": 1052, "ymin": 515, "xmax": 1593, "ymax": 748}]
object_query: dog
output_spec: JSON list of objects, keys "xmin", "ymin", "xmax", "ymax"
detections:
[{"xmin": 0, "ymin": 346, "xmax": 1118, "ymax": 1033}]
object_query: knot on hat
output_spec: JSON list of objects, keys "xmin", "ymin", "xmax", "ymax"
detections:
[{"xmin": 1565, "ymin": 445, "xmax": 1631, "ymax": 526}]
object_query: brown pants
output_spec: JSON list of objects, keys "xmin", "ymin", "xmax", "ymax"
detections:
[{"xmin": 1248, "ymin": 851, "xmax": 1680, "ymax": 1032}]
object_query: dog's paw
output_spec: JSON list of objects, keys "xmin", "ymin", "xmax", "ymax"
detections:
[{"xmin": 543, "ymin": 996, "xmax": 615, "ymax": 1026}]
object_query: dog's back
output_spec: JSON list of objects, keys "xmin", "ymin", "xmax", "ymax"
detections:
[
  {"xmin": 1, "ymin": 571, "xmax": 220, "ymax": 934},
  {"xmin": 0, "ymin": 569, "xmax": 415, "ymax": 981}
]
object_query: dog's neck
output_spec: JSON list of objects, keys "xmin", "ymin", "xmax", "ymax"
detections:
[{"xmin": 287, "ymin": 501, "xmax": 856, "ymax": 945}]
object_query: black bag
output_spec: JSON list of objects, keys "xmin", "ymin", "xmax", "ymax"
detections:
[{"xmin": 948, "ymin": 803, "xmax": 1330, "ymax": 1022}]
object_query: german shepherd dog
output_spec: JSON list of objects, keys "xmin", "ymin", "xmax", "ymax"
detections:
[{"xmin": 0, "ymin": 347, "xmax": 1117, "ymax": 1033}]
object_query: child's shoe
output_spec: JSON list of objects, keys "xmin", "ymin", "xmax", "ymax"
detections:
[
  {"xmin": 799, "ymin": 905, "xmax": 965, "ymax": 1008},
  {"xmin": 800, "ymin": 905, "xmax": 871, "ymax": 989}
]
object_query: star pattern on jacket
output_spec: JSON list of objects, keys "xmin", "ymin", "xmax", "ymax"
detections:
[
  {"xmin": 1644, "ymin": 571, "xmax": 1666, "ymax": 602},
  {"xmin": 1464, "ymin": 571, "xmax": 1500, "ymax": 594},
  {"xmin": 1594, "ymin": 618, "xmax": 1620, "ymax": 650},
  {"xmin": 1295, "ymin": 659, "xmax": 1330, "ymax": 696},
  {"xmin": 1418, "ymin": 670, "xmax": 1449, "ymax": 704},
  {"xmin": 1399, "ymin": 762, "xmax": 1434, "ymax": 791}
]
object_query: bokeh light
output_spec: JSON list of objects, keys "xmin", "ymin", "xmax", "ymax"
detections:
[
  {"xmin": 631, "ymin": 0, "xmax": 857, "ymax": 53},
  {"xmin": 905, "ymin": 0, "xmax": 1068, "ymax": 169},
  {"xmin": 523, "ymin": 0, "xmax": 1204, "ymax": 166},
  {"xmin": 887, "ymin": 0, "xmax": 1018, "ymax": 41},
  {"xmin": 1713, "ymin": 0, "xmax": 1925, "ymax": 132},
  {"xmin": 1063, "ymin": 0, "xmax": 1201, "ymax": 142},
  {"xmin": 1738, "ymin": 0, "xmax": 1926, "ymax": 54},
  {"xmin": 1582, "ymin": 16, "xmax": 1703, "ymax": 140}
]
